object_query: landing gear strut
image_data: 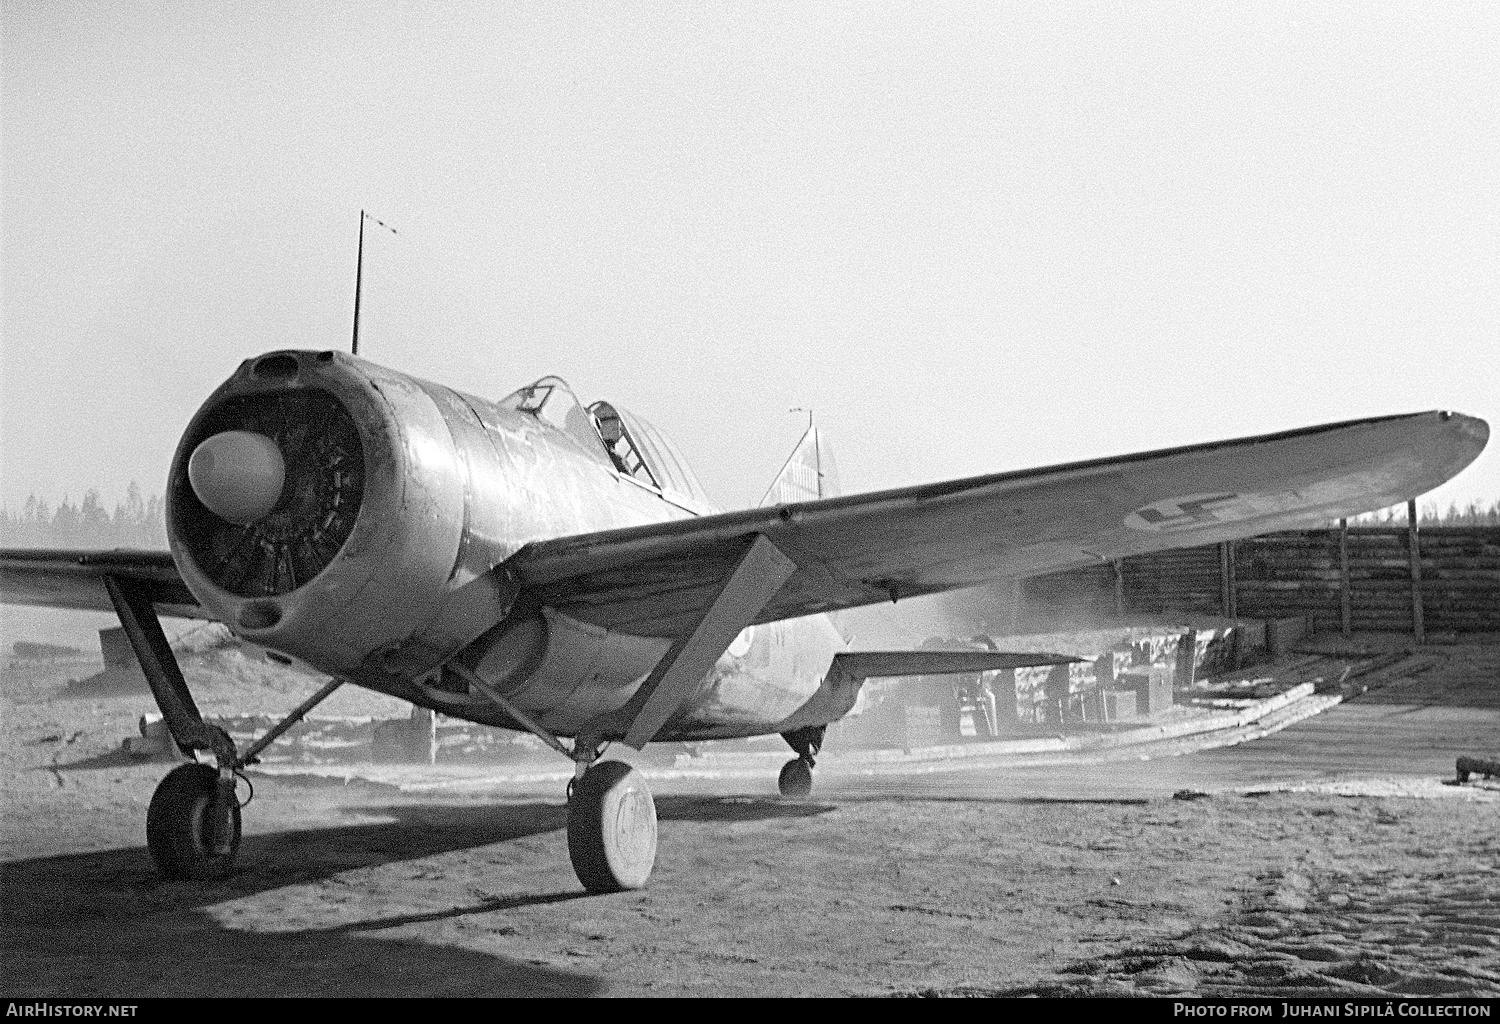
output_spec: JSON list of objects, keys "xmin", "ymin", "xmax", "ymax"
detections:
[
  {"xmin": 106, "ymin": 576, "xmax": 245, "ymax": 880},
  {"xmin": 103, "ymin": 575, "xmax": 349, "ymax": 881},
  {"xmin": 449, "ymin": 661, "xmax": 662, "ymax": 893},
  {"xmin": 778, "ymin": 724, "xmax": 825, "ymax": 798},
  {"xmin": 139, "ymin": 679, "xmax": 344, "ymax": 880}
]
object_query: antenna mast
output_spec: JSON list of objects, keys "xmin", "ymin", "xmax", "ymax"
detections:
[
  {"xmin": 351, "ymin": 209, "xmax": 365, "ymax": 355},
  {"xmin": 350, "ymin": 210, "xmax": 398, "ymax": 356}
]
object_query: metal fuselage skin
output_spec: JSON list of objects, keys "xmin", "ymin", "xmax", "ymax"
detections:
[{"xmin": 167, "ymin": 351, "xmax": 849, "ymax": 743}]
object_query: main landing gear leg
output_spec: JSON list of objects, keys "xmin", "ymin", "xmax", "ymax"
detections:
[
  {"xmin": 104, "ymin": 577, "xmax": 349, "ymax": 881},
  {"xmin": 105, "ymin": 576, "xmax": 242, "ymax": 880},
  {"xmin": 778, "ymin": 724, "xmax": 825, "ymax": 798},
  {"xmin": 448, "ymin": 662, "xmax": 660, "ymax": 893}
]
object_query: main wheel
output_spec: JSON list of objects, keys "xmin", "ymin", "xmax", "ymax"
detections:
[
  {"xmin": 778, "ymin": 757, "xmax": 814, "ymax": 798},
  {"xmin": 567, "ymin": 760, "xmax": 657, "ymax": 893},
  {"xmin": 146, "ymin": 763, "xmax": 242, "ymax": 880}
]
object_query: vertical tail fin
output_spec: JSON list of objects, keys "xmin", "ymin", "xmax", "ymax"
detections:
[
  {"xmin": 762, "ymin": 425, "xmax": 852, "ymax": 641},
  {"xmin": 759, "ymin": 427, "xmax": 840, "ymax": 507}
]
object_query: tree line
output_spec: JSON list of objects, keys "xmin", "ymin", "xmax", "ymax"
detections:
[
  {"xmin": 1344, "ymin": 499, "xmax": 1500, "ymax": 527},
  {"xmin": 1, "ymin": 483, "xmax": 168, "ymax": 549}
]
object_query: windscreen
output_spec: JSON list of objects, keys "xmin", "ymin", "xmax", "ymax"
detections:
[{"xmin": 497, "ymin": 376, "xmax": 610, "ymax": 464}]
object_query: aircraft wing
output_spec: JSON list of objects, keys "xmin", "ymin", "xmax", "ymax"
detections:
[
  {"xmin": 0, "ymin": 549, "xmax": 206, "ymax": 619},
  {"xmin": 508, "ymin": 410, "xmax": 1488, "ymax": 638}
]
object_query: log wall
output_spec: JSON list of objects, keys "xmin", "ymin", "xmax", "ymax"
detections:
[
  {"xmin": 1119, "ymin": 545, "xmax": 1224, "ymax": 617},
  {"xmin": 1019, "ymin": 527, "xmax": 1500, "ymax": 634}
]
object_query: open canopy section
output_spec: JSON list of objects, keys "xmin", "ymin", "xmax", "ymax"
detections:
[
  {"xmin": 590, "ymin": 400, "xmax": 715, "ymax": 513},
  {"xmin": 497, "ymin": 376, "xmax": 611, "ymax": 462}
]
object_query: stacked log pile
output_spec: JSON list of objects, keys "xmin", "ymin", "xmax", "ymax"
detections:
[
  {"xmin": 1118, "ymin": 545, "xmax": 1222, "ymax": 616},
  {"xmin": 1235, "ymin": 528, "xmax": 1500, "ymax": 633},
  {"xmin": 1234, "ymin": 532, "xmax": 1343, "ymax": 629},
  {"xmin": 1019, "ymin": 527, "xmax": 1500, "ymax": 634}
]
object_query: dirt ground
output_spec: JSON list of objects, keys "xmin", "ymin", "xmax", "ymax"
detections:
[{"xmin": 1, "ymin": 634, "xmax": 1497, "ymax": 997}]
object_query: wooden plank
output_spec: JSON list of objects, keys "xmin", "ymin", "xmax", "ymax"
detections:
[
  {"xmin": 1225, "ymin": 540, "xmax": 1237, "ymax": 620},
  {"xmin": 1408, "ymin": 500, "xmax": 1425, "ymax": 644},
  {"xmin": 1218, "ymin": 541, "xmax": 1231, "ymax": 617}
]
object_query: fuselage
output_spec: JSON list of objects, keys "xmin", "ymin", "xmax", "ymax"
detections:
[{"xmin": 167, "ymin": 350, "xmax": 849, "ymax": 743}]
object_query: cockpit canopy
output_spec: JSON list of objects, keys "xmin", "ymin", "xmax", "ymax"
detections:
[
  {"xmin": 497, "ymin": 376, "xmax": 600, "ymax": 452},
  {"xmin": 498, "ymin": 376, "xmax": 714, "ymax": 512}
]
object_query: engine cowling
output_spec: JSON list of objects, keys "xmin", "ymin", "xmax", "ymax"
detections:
[{"xmin": 167, "ymin": 350, "xmax": 505, "ymax": 676}]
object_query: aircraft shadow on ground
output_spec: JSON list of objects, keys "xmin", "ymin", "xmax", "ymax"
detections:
[
  {"xmin": 2, "ymin": 802, "xmax": 573, "ymax": 905},
  {"xmin": 654, "ymin": 795, "xmax": 836, "ymax": 822},
  {"xmin": 0, "ymin": 804, "xmax": 600, "ymax": 996},
  {"xmin": 4, "ymin": 884, "xmax": 602, "ymax": 997},
  {"xmin": 0, "ymin": 794, "xmax": 831, "ymax": 995}
]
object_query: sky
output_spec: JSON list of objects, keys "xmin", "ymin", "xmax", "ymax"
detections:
[{"xmin": 3, "ymin": 1, "xmax": 1498, "ymax": 518}]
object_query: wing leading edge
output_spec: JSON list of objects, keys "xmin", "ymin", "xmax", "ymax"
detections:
[
  {"xmin": 0, "ymin": 549, "xmax": 205, "ymax": 619},
  {"xmin": 508, "ymin": 410, "xmax": 1488, "ymax": 637}
]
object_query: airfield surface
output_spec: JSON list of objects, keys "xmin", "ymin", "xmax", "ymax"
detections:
[{"xmin": 2, "ymin": 637, "xmax": 1497, "ymax": 997}]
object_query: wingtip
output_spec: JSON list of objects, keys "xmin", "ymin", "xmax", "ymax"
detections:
[{"xmin": 1437, "ymin": 410, "xmax": 1489, "ymax": 450}]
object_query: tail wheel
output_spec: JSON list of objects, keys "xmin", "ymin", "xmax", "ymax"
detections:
[
  {"xmin": 778, "ymin": 757, "xmax": 814, "ymax": 798},
  {"xmin": 567, "ymin": 761, "xmax": 657, "ymax": 893},
  {"xmin": 146, "ymin": 763, "xmax": 242, "ymax": 880}
]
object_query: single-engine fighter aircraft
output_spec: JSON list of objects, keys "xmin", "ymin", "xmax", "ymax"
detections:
[{"xmin": 0, "ymin": 350, "xmax": 1488, "ymax": 892}]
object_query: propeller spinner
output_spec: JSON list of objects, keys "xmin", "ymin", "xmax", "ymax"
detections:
[{"xmin": 187, "ymin": 430, "xmax": 286, "ymax": 525}]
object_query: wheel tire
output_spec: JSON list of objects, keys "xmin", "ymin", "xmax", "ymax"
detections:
[
  {"xmin": 146, "ymin": 763, "xmax": 241, "ymax": 880},
  {"xmin": 778, "ymin": 757, "xmax": 814, "ymax": 798},
  {"xmin": 567, "ymin": 761, "xmax": 657, "ymax": 893}
]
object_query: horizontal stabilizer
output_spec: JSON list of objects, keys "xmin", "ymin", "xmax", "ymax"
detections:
[{"xmin": 830, "ymin": 650, "xmax": 1082, "ymax": 682}]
